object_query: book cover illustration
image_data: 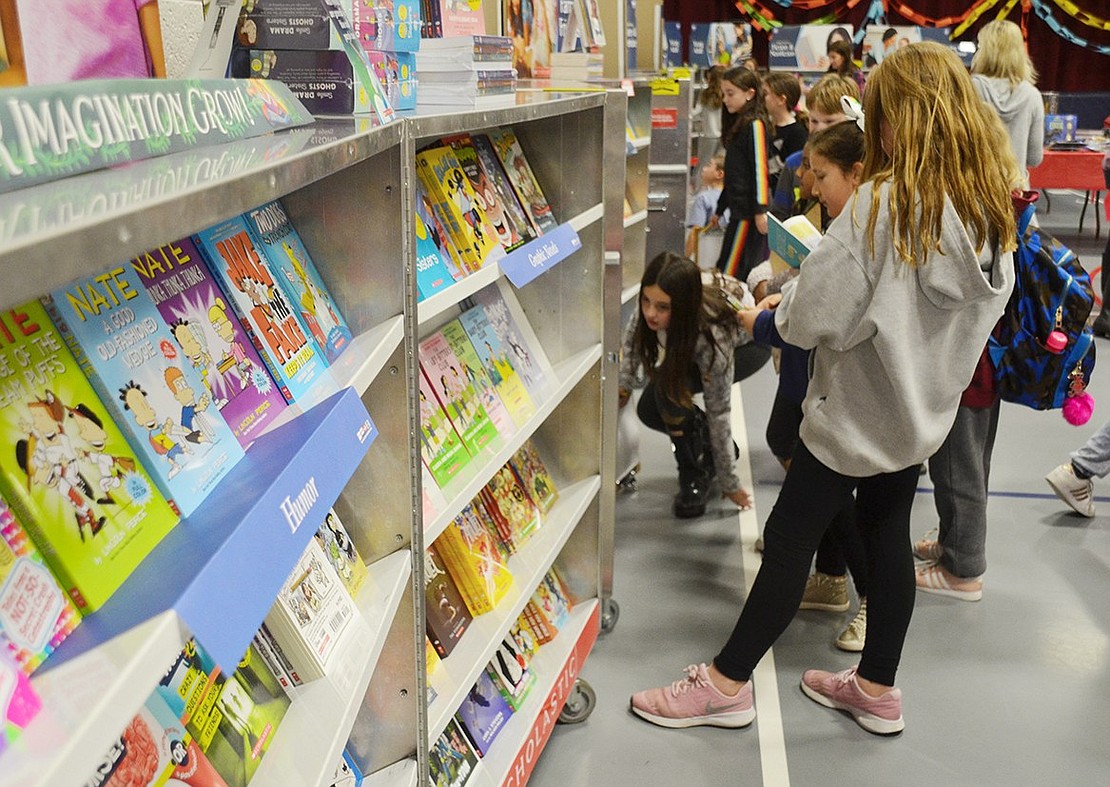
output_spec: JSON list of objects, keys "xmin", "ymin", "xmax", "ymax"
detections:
[
  {"xmin": 508, "ymin": 619, "xmax": 538, "ymax": 665},
  {"xmin": 483, "ymin": 463, "xmax": 541, "ymax": 549},
  {"xmin": 457, "ymin": 303, "xmax": 535, "ymax": 431},
  {"xmin": 471, "ymin": 286, "xmax": 550, "ymax": 398},
  {"xmin": 0, "ymin": 301, "xmax": 178, "ymax": 613},
  {"xmin": 325, "ymin": 748, "xmax": 364, "ymax": 787},
  {"xmin": 440, "ymin": 319, "xmax": 515, "ymax": 439},
  {"xmin": 418, "ymin": 180, "xmax": 469, "ymax": 287},
  {"xmin": 519, "ymin": 598, "xmax": 555, "ymax": 644},
  {"xmin": 0, "ymin": 647, "xmax": 41, "ymax": 759},
  {"xmin": 351, "ymin": 0, "xmax": 421, "ymax": 52},
  {"xmin": 418, "ymin": 369, "xmax": 471, "ymax": 489},
  {"xmin": 46, "ymin": 265, "xmax": 245, "ymax": 520},
  {"xmin": 419, "ymin": 331, "xmax": 499, "ymax": 458},
  {"xmin": 86, "ymin": 691, "xmax": 228, "ymax": 787},
  {"xmin": 196, "ymin": 214, "xmax": 327, "ymax": 404},
  {"xmin": 155, "ymin": 639, "xmax": 215, "ymax": 726},
  {"xmin": 366, "ymin": 49, "xmax": 416, "ymax": 111},
  {"xmin": 435, "ymin": 503, "xmax": 513, "ymax": 616},
  {"xmin": 416, "ymin": 144, "xmax": 500, "ymax": 274},
  {"xmin": 242, "ymin": 200, "xmax": 352, "ymax": 364},
  {"xmin": 0, "ymin": 495, "xmax": 80, "ymax": 675},
  {"xmin": 315, "ymin": 507, "xmax": 367, "ymax": 600},
  {"xmin": 131, "ymin": 238, "xmax": 288, "ymax": 449},
  {"xmin": 266, "ymin": 536, "xmax": 357, "ymax": 679},
  {"xmin": 509, "ymin": 439, "xmax": 558, "ymax": 515},
  {"xmin": 767, "ymin": 212, "xmax": 821, "ymax": 272},
  {"xmin": 415, "ymin": 182, "xmax": 464, "ymax": 302},
  {"xmin": 487, "ymin": 635, "xmax": 535, "ymax": 711},
  {"xmin": 424, "ymin": 544, "xmax": 471, "ymax": 659},
  {"xmin": 444, "ymin": 133, "xmax": 530, "ymax": 253},
  {"xmin": 486, "ymin": 127, "xmax": 558, "ymax": 234},
  {"xmin": 471, "ymin": 133, "xmax": 538, "ymax": 250},
  {"xmin": 471, "ymin": 492, "xmax": 512, "ymax": 558},
  {"xmin": 532, "ymin": 567, "xmax": 572, "ymax": 631},
  {"xmin": 428, "ymin": 718, "xmax": 478, "ymax": 787},
  {"xmin": 454, "ymin": 666, "xmax": 512, "ymax": 757}
]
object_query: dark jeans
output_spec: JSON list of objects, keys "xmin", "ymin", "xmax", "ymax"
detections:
[{"xmin": 713, "ymin": 441, "xmax": 919, "ymax": 687}]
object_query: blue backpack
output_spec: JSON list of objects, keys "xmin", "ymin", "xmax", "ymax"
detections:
[{"xmin": 987, "ymin": 196, "xmax": 1096, "ymax": 411}]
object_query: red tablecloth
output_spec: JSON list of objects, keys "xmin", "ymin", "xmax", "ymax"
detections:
[{"xmin": 1027, "ymin": 149, "xmax": 1105, "ymax": 191}]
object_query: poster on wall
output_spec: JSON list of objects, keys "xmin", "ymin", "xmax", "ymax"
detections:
[
  {"xmin": 862, "ymin": 25, "xmax": 972, "ymax": 69},
  {"xmin": 768, "ymin": 25, "xmax": 854, "ymax": 72},
  {"xmin": 663, "ymin": 20, "xmax": 682, "ymax": 66},
  {"xmin": 626, "ymin": 0, "xmax": 638, "ymax": 70},
  {"xmin": 689, "ymin": 22, "xmax": 753, "ymax": 68}
]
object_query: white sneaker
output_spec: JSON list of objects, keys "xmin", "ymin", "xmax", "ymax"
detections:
[{"xmin": 1045, "ymin": 463, "xmax": 1096, "ymax": 518}]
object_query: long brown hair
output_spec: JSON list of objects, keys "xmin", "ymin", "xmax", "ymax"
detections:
[
  {"xmin": 861, "ymin": 42, "xmax": 1021, "ymax": 265},
  {"xmin": 722, "ymin": 66, "xmax": 768, "ymax": 146},
  {"xmin": 634, "ymin": 253, "xmax": 737, "ymax": 407},
  {"xmin": 700, "ymin": 64, "xmax": 725, "ymax": 110}
]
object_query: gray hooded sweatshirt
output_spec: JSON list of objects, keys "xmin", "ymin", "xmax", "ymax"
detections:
[
  {"xmin": 775, "ymin": 181, "xmax": 1015, "ymax": 477},
  {"xmin": 972, "ymin": 74, "xmax": 1044, "ymax": 181}
]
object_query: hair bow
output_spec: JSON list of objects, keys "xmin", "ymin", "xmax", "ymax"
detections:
[{"xmin": 841, "ymin": 96, "xmax": 865, "ymax": 133}]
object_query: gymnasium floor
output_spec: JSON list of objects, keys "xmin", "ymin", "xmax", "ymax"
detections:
[{"xmin": 530, "ymin": 191, "xmax": 1110, "ymax": 785}]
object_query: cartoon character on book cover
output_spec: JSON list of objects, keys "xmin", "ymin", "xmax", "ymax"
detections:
[
  {"xmin": 196, "ymin": 214, "xmax": 326, "ymax": 404},
  {"xmin": 418, "ymin": 370, "xmax": 470, "ymax": 489},
  {"xmin": 424, "ymin": 544, "xmax": 472, "ymax": 658},
  {"xmin": 485, "ymin": 463, "xmax": 541, "ymax": 547},
  {"xmin": 458, "ymin": 303, "xmax": 535, "ymax": 428},
  {"xmin": 441, "ymin": 319, "xmax": 515, "ymax": 439},
  {"xmin": 471, "ymin": 286, "xmax": 550, "ymax": 397},
  {"xmin": 131, "ymin": 238, "xmax": 287, "ymax": 449},
  {"xmin": 241, "ymin": 200, "xmax": 352, "ymax": 364},
  {"xmin": 419, "ymin": 332, "xmax": 499, "ymax": 457},
  {"xmin": 429, "ymin": 719, "xmax": 477, "ymax": 787},
  {"xmin": 487, "ymin": 127, "xmax": 559, "ymax": 234},
  {"xmin": 45, "ymin": 265, "xmax": 244, "ymax": 519},
  {"xmin": 0, "ymin": 301, "xmax": 178, "ymax": 613},
  {"xmin": 415, "ymin": 184, "xmax": 463, "ymax": 302},
  {"xmin": 510, "ymin": 439, "xmax": 558, "ymax": 514},
  {"xmin": 445, "ymin": 133, "xmax": 530, "ymax": 252},
  {"xmin": 472, "ymin": 133, "xmax": 538, "ymax": 248},
  {"xmin": 417, "ymin": 146, "xmax": 499, "ymax": 272}
]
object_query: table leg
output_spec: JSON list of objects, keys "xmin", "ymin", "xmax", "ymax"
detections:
[
  {"xmin": 1080, "ymin": 190, "xmax": 1090, "ymax": 234},
  {"xmin": 1042, "ymin": 189, "xmax": 1051, "ymax": 213},
  {"xmin": 1097, "ymin": 191, "xmax": 1102, "ymax": 240}
]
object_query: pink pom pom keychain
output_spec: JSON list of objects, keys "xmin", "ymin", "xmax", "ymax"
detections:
[{"xmin": 1063, "ymin": 364, "xmax": 1094, "ymax": 426}]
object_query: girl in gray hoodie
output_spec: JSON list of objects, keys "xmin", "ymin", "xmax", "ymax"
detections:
[{"xmin": 631, "ymin": 42, "xmax": 1023, "ymax": 736}]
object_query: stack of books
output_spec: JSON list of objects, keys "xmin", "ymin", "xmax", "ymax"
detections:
[
  {"xmin": 549, "ymin": 50, "xmax": 604, "ymax": 82},
  {"xmin": 416, "ymin": 35, "xmax": 517, "ymax": 110}
]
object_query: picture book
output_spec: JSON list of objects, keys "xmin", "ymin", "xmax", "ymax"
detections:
[
  {"xmin": 454, "ymin": 667, "xmax": 512, "ymax": 757},
  {"xmin": 0, "ymin": 301, "xmax": 178, "ymax": 613},
  {"xmin": 509, "ymin": 440, "xmax": 558, "ymax": 515},
  {"xmin": 486, "ymin": 127, "xmax": 558, "ymax": 234},
  {"xmin": 195, "ymin": 214, "xmax": 327, "ymax": 404},
  {"xmin": 251, "ymin": 625, "xmax": 296, "ymax": 697},
  {"xmin": 429, "ymin": 718, "xmax": 478, "ymax": 787},
  {"xmin": 471, "ymin": 133, "xmax": 538, "ymax": 250},
  {"xmin": 45, "ymin": 265, "xmax": 245, "ymax": 519},
  {"xmin": 471, "ymin": 286, "xmax": 550, "ymax": 397},
  {"xmin": 155, "ymin": 639, "xmax": 215, "ymax": 726},
  {"xmin": 265, "ymin": 535, "xmax": 358, "ymax": 681},
  {"xmin": 487, "ymin": 641, "xmax": 535, "ymax": 711},
  {"xmin": 184, "ymin": 641, "xmax": 291, "ymax": 787},
  {"xmin": 315, "ymin": 507, "xmax": 367, "ymax": 600},
  {"xmin": 508, "ymin": 619, "xmax": 538, "ymax": 665},
  {"xmin": 86, "ymin": 691, "xmax": 227, "ymax": 787},
  {"xmin": 483, "ymin": 463, "xmax": 541, "ymax": 549},
  {"xmin": 443, "ymin": 133, "xmax": 530, "ymax": 252},
  {"xmin": 440, "ymin": 319, "xmax": 515, "ymax": 439},
  {"xmin": 350, "ymin": 0, "xmax": 421, "ymax": 52},
  {"xmin": 0, "ymin": 494, "xmax": 80, "ymax": 675},
  {"xmin": 242, "ymin": 199, "xmax": 352, "ymax": 364},
  {"xmin": 439, "ymin": 0, "xmax": 486, "ymax": 37},
  {"xmin": 519, "ymin": 598, "xmax": 555, "ymax": 644},
  {"xmin": 435, "ymin": 504, "xmax": 513, "ymax": 616},
  {"xmin": 424, "ymin": 543, "xmax": 472, "ymax": 658},
  {"xmin": 471, "ymin": 492, "xmax": 512, "ymax": 558},
  {"xmin": 767, "ymin": 212, "xmax": 821, "ymax": 273},
  {"xmin": 130, "ymin": 238, "xmax": 288, "ymax": 449},
  {"xmin": 415, "ymin": 144, "xmax": 500, "ymax": 274},
  {"xmin": 532, "ymin": 567, "xmax": 572, "ymax": 631},
  {"xmin": 418, "ymin": 369, "xmax": 471, "ymax": 489},
  {"xmin": 415, "ymin": 182, "xmax": 463, "ymax": 303},
  {"xmin": 0, "ymin": 647, "xmax": 40, "ymax": 759},
  {"xmin": 419, "ymin": 332, "xmax": 499, "ymax": 457},
  {"xmin": 458, "ymin": 303, "xmax": 535, "ymax": 429}
]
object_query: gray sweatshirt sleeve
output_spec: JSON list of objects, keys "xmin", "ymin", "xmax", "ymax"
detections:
[{"xmin": 1027, "ymin": 90, "xmax": 1045, "ymax": 169}]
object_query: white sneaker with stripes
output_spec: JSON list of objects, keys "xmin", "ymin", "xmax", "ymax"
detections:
[{"xmin": 1045, "ymin": 463, "xmax": 1096, "ymax": 518}]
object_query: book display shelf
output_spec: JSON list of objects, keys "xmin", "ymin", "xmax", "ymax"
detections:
[{"xmin": 0, "ymin": 91, "xmax": 620, "ymax": 787}]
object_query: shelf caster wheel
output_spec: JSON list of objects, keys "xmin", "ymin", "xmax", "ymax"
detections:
[
  {"xmin": 558, "ymin": 679, "xmax": 596, "ymax": 725},
  {"xmin": 600, "ymin": 598, "xmax": 620, "ymax": 634},
  {"xmin": 617, "ymin": 466, "xmax": 639, "ymax": 492}
]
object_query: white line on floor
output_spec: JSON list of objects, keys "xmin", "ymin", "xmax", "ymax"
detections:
[{"xmin": 731, "ymin": 382, "xmax": 791, "ymax": 787}]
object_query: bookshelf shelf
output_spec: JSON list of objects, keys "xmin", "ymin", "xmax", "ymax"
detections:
[
  {"xmin": 364, "ymin": 758, "xmax": 419, "ymax": 787},
  {"xmin": 426, "ymin": 475, "xmax": 601, "ymax": 742},
  {"xmin": 623, "ymin": 208, "xmax": 648, "ymax": 229},
  {"xmin": 251, "ymin": 549, "xmax": 413, "ymax": 786},
  {"xmin": 629, "ymin": 135, "xmax": 652, "ymax": 151}
]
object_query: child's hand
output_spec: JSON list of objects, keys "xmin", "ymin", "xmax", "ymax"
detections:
[
  {"xmin": 755, "ymin": 213, "xmax": 768, "ymax": 235},
  {"xmin": 737, "ymin": 306, "xmax": 759, "ymax": 336},
  {"xmin": 708, "ymin": 214, "xmax": 720, "ymax": 229},
  {"xmin": 723, "ymin": 487, "xmax": 753, "ymax": 510},
  {"xmin": 757, "ymin": 293, "xmax": 783, "ymax": 311}
]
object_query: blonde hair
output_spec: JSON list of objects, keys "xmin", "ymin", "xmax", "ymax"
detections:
[
  {"xmin": 971, "ymin": 19, "xmax": 1037, "ymax": 86},
  {"xmin": 862, "ymin": 42, "xmax": 1021, "ymax": 265},
  {"xmin": 806, "ymin": 74, "xmax": 859, "ymax": 115}
]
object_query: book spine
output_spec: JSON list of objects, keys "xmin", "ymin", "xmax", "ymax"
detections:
[
  {"xmin": 415, "ymin": 156, "xmax": 481, "ymax": 273},
  {"xmin": 259, "ymin": 622, "xmax": 304, "ymax": 686},
  {"xmin": 252, "ymin": 629, "xmax": 295, "ymax": 698}
]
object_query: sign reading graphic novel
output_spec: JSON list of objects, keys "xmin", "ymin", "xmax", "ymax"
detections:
[
  {"xmin": 768, "ymin": 25, "xmax": 855, "ymax": 72},
  {"xmin": 0, "ymin": 78, "xmax": 312, "ymax": 195}
]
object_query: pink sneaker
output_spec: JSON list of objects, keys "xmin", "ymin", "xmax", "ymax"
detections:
[
  {"xmin": 630, "ymin": 663, "xmax": 756, "ymax": 729},
  {"xmin": 800, "ymin": 666, "xmax": 904, "ymax": 735}
]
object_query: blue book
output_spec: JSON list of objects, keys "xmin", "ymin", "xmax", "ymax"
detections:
[
  {"xmin": 44, "ymin": 265, "xmax": 244, "ymax": 518},
  {"xmin": 195, "ymin": 214, "xmax": 329, "ymax": 403},
  {"xmin": 453, "ymin": 666, "xmax": 513, "ymax": 757},
  {"xmin": 415, "ymin": 184, "xmax": 461, "ymax": 301},
  {"xmin": 242, "ymin": 200, "xmax": 353, "ymax": 364}
]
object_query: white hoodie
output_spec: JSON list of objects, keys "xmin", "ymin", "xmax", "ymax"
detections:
[
  {"xmin": 972, "ymin": 74, "xmax": 1044, "ymax": 182},
  {"xmin": 775, "ymin": 181, "xmax": 1014, "ymax": 477}
]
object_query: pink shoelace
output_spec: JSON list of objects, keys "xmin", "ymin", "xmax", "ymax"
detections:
[{"xmin": 669, "ymin": 664, "xmax": 709, "ymax": 697}]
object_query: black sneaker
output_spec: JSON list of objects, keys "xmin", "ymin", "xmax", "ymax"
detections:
[
  {"xmin": 1093, "ymin": 314, "xmax": 1110, "ymax": 339},
  {"xmin": 673, "ymin": 477, "xmax": 708, "ymax": 518}
]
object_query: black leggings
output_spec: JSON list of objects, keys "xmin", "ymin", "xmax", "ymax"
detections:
[{"xmin": 713, "ymin": 441, "xmax": 919, "ymax": 686}]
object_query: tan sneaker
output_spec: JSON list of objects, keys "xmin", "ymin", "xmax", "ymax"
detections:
[
  {"xmin": 912, "ymin": 528, "xmax": 943, "ymax": 562},
  {"xmin": 915, "ymin": 564, "xmax": 983, "ymax": 601},
  {"xmin": 799, "ymin": 572, "xmax": 850, "ymax": 612},
  {"xmin": 835, "ymin": 599, "xmax": 867, "ymax": 652}
]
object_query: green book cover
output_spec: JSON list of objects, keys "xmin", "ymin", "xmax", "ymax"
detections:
[
  {"xmin": 0, "ymin": 301, "xmax": 178, "ymax": 613},
  {"xmin": 441, "ymin": 319, "xmax": 516, "ymax": 438},
  {"xmin": 419, "ymin": 330, "xmax": 498, "ymax": 459},
  {"xmin": 418, "ymin": 369, "xmax": 470, "ymax": 489}
]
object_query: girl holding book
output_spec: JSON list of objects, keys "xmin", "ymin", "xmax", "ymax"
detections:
[{"xmin": 631, "ymin": 42, "xmax": 1021, "ymax": 736}]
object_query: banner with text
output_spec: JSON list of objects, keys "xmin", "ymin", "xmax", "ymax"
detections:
[
  {"xmin": 861, "ymin": 26, "xmax": 973, "ymax": 69},
  {"xmin": 768, "ymin": 25, "xmax": 855, "ymax": 72}
]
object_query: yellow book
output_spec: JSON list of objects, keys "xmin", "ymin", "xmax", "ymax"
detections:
[
  {"xmin": 435, "ymin": 504, "xmax": 513, "ymax": 615},
  {"xmin": 415, "ymin": 145, "xmax": 500, "ymax": 273}
]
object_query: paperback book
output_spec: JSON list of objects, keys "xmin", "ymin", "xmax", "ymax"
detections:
[
  {"xmin": 424, "ymin": 543, "xmax": 472, "ymax": 658},
  {"xmin": 441, "ymin": 319, "xmax": 515, "ymax": 438},
  {"xmin": 0, "ymin": 648, "xmax": 40, "ymax": 759},
  {"xmin": 532, "ymin": 567, "xmax": 572, "ymax": 631},
  {"xmin": 415, "ymin": 144, "xmax": 500, "ymax": 274},
  {"xmin": 429, "ymin": 718, "xmax": 478, "ymax": 787},
  {"xmin": 0, "ymin": 495, "xmax": 80, "ymax": 675},
  {"xmin": 415, "ymin": 181, "xmax": 464, "ymax": 302},
  {"xmin": 0, "ymin": 301, "xmax": 178, "ymax": 613},
  {"xmin": 486, "ymin": 127, "xmax": 558, "ymax": 234},
  {"xmin": 420, "ymin": 332, "xmax": 499, "ymax": 457},
  {"xmin": 196, "ymin": 214, "xmax": 328, "ymax": 404},
  {"xmin": 470, "ymin": 285, "xmax": 551, "ymax": 397},
  {"xmin": 45, "ymin": 264, "xmax": 245, "ymax": 519},
  {"xmin": 242, "ymin": 199, "xmax": 352, "ymax": 364},
  {"xmin": 454, "ymin": 666, "xmax": 512, "ymax": 757},
  {"xmin": 482, "ymin": 463, "xmax": 542, "ymax": 550},
  {"xmin": 458, "ymin": 303, "xmax": 535, "ymax": 429},
  {"xmin": 509, "ymin": 440, "xmax": 558, "ymax": 515},
  {"xmin": 418, "ymin": 369, "xmax": 471, "ymax": 489},
  {"xmin": 315, "ymin": 507, "xmax": 367, "ymax": 600},
  {"xmin": 487, "ymin": 635, "xmax": 535, "ymax": 711},
  {"xmin": 130, "ymin": 238, "xmax": 288, "ymax": 449},
  {"xmin": 471, "ymin": 133, "xmax": 537, "ymax": 251},
  {"xmin": 767, "ymin": 212, "xmax": 821, "ymax": 273},
  {"xmin": 435, "ymin": 504, "xmax": 513, "ymax": 616},
  {"xmin": 444, "ymin": 133, "xmax": 530, "ymax": 252}
]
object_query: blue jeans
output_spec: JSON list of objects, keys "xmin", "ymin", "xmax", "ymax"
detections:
[{"xmin": 1071, "ymin": 418, "xmax": 1110, "ymax": 479}]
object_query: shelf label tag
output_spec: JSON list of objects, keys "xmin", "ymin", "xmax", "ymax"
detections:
[{"xmin": 498, "ymin": 223, "xmax": 582, "ymax": 288}]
